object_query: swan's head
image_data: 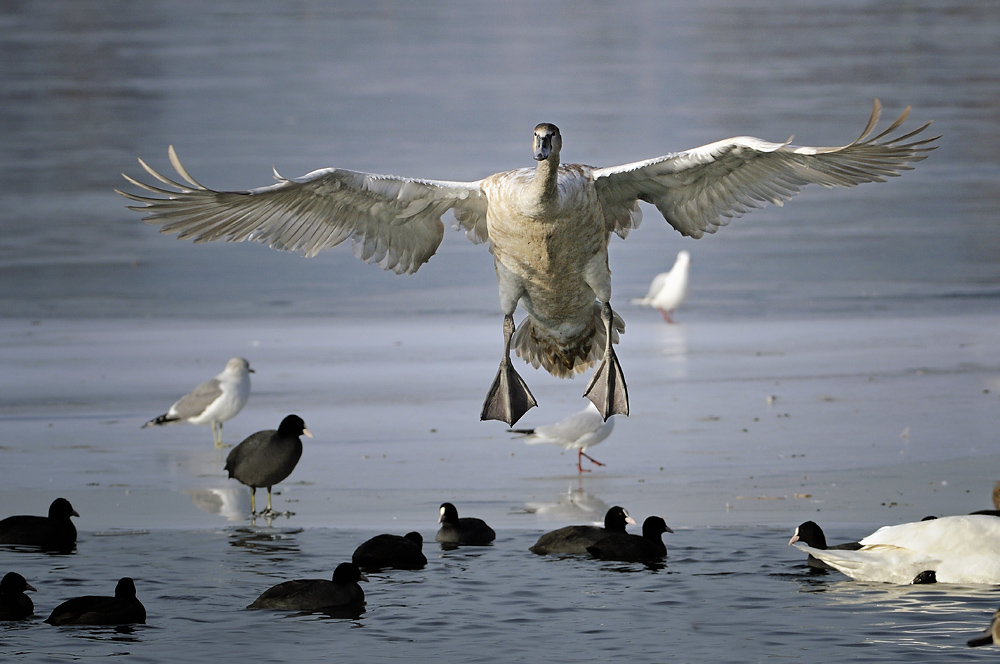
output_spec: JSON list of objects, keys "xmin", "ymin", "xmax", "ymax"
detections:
[{"xmin": 533, "ymin": 123, "xmax": 562, "ymax": 161}]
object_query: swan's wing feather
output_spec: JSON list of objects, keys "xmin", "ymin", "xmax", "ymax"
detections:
[
  {"xmin": 117, "ymin": 147, "xmax": 489, "ymax": 275},
  {"xmin": 592, "ymin": 100, "xmax": 939, "ymax": 239},
  {"xmin": 792, "ymin": 542, "xmax": 936, "ymax": 584}
]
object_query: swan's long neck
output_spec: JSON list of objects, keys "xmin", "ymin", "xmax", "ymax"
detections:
[{"xmin": 529, "ymin": 153, "xmax": 560, "ymax": 205}]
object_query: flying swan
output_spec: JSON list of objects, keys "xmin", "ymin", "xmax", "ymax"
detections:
[{"xmin": 117, "ymin": 100, "xmax": 937, "ymax": 426}]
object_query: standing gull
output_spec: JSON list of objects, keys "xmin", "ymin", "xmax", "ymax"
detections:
[
  {"xmin": 630, "ymin": 250, "xmax": 690, "ymax": 323},
  {"xmin": 118, "ymin": 101, "xmax": 937, "ymax": 426},
  {"xmin": 224, "ymin": 414, "xmax": 311, "ymax": 517},
  {"xmin": 509, "ymin": 402, "xmax": 614, "ymax": 472},
  {"xmin": 143, "ymin": 357, "xmax": 253, "ymax": 447}
]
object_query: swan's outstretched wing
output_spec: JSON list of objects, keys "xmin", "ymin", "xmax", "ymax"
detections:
[
  {"xmin": 117, "ymin": 147, "xmax": 489, "ymax": 275},
  {"xmin": 593, "ymin": 100, "xmax": 939, "ymax": 239}
]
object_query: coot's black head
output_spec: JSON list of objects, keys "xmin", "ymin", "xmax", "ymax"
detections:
[
  {"xmin": 332, "ymin": 562, "xmax": 368, "ymax": 585},
  {"xmin": 115, "ymin": 577, "xmax": 137, "ymax": 599},
  {"xmin": 0, "ymin": 572, "xmax": 36, "ymax": 595},
  {"xmin": 789, "ymin": 521, "xmax": 827, "ymax": 549},
  {"xmin": 642, "ymin": 516, "xmax": 673, "ymax": 538},
  {"xmin": 604, "ymin": 506, "xmax": 636, "ymax": 531},
  {"xmin": 438, "ymin": 502, "xmax": 459, "ymax": 524},
  {"xmin": 277, "ymin": 414, "xmax": 313, "ymax": 439},
  {"xmin": 49, "ymin": 498, "xmax": 80, "ymax": 520},
  {"xmin": 404, "ymin": 531, "xmax": 423, "ymax": 548}
]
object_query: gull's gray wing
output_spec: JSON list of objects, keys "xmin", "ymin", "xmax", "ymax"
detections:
[
  {"xmin": 169, "ymin": 378, "xmax": 224, "ymax": 419},
  {"xmin": 117, "ymin": 147, "xmax": 489, "ymax": 275},
  {"xmin": 593, "ymin": 100, "xmax": 939, "ymax": 239}
]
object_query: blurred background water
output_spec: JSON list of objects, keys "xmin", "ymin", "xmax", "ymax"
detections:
[
  {"xmin": 2, "ymin": 1, "xmax": 1000, "ymax": 661},
  {"xmin": 1, "ymin": 0, "xmax": 997, "ymax": 321}
]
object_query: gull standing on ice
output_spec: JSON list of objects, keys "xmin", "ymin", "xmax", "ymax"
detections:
[
  {"xmin": 143, "ymin": 357, "xmax": 253, "ymax": 447},
  {"xmin": 118, "ymin": 100, "xmax": 937, "ymax": 426},
  {"xmin": 509, "ymin": 402, "xmax": 614, "ymax": 472},
  {"xmin": 631, "ymin": 250, "xmax": 690, "ymax": 323}
]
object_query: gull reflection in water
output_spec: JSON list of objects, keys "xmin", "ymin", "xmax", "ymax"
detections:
[
  {"xmin": 520, "ymin": 486, "xmax": 609, "ymax": 524},
  {"xmin": 185, "ymin": 487, "xmax": 251, "ymax": 522}
]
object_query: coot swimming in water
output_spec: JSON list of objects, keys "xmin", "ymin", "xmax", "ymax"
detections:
[
  {"xmin": 530, "ymin": 505, "xmax": 635, "ymax": 555},
  {"xmin": 45, "ymin": 577, "xmax": 146, "ymax": 626},
  {"xmin": 353, "ymin": 532, "xmax": 427, "ymax": 570},
  {"xmin": 0, "ymin": 498, "xmax": 79, "ymax": 553},
  {"xmin": 436, "ymin": 502, "xmax": 495, "ymax": 546},
  {"xmin": 247, "ymin": 562, "xmax": 367, "ymax": 612}
]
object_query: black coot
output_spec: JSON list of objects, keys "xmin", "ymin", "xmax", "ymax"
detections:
[
  {"xmin": 45, "ymin": 577, "xmax": 145, "ymax": 626},
  {"xmin": 0, "ymin": 572, "xmax": 36, "ymax": 620},
  {"xmin": 353, "ymin": 532, "xmax": 427, "ymax": 570},
  {"xmin": 0, "ymin": 498, "xmax": 79, "ymax": 553},
  {"xmin": 788, "ymin": 521, "xmax": 862, "ymax": 570},
  {"xmin": 530, "ymin": 505, "xmax": 635, "ymax": 555},
  {"xmin": 587, "ymin": 516, "xmax": 672, "ymax": 563},
  {"xmin": 225, "ymin": 414, "xmax": 311, "ymax": 516},
  {"xmin": 435, "ymin": 502, "xmax": 495, "ymax": 546},
  {"xmin": 247, "ymin": 562, "xmax": 367, "ymax": 612}
]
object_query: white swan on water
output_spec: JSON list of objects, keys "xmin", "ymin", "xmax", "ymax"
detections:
[
  {"xmin": 792, "ymin": 515, "xmax": 1000, "ymax": 584},
  {"xmin": 117, "ymin": 100, "xmax": 937, "ymax": 426}
]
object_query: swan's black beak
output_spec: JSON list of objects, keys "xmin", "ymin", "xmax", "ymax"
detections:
[{"xmin": 534, "ymin": 136, "xmax": 552, "ymax": 161}]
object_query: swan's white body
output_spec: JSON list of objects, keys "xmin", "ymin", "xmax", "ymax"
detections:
[
  {"xmin": 118, "ymin": 101, "xmax": 936, "ymax": 426},
  {"xmin": 142, "ymin": 357, "xmax": 253, "ymax": 447},
  {"xmin": 631, "ymin": 250, "xmax": 690, "ymax": 323},
  {"xmin": 792, "ymin": 515, "xmax": 1000, "ymax": 584}
]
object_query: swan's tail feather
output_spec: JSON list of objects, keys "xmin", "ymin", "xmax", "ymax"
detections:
[{"xmin": 512, "ymin": 303, "xmax": 624, "ymax": 378}]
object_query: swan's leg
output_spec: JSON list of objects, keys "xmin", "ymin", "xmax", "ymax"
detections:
[
  {"xmin": 584, "ymin": 302, "xmax": 629, "ymax": 420},
  {"xmin": 481, "ymin": 314, "xmax": 537, "ymax": 426}
]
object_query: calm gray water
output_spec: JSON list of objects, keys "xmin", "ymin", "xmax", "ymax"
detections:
[
  {"xmin": 4, "ymin": 527, "xmax": 1000, "ymax": 663},
  {"xmin": 2, "ymin": 1, "xmax": 1000, "ymax": 662}
]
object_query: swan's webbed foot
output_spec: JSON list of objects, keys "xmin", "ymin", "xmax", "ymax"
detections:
[
  {"xmin": 583, "ymin": 302, "xmax": 629, "ymax": 420},
  {"xmin": 481, "ymin": 314, "xmax": 537, "ymax": 426},
  {"xmin": 481, "ymin": 360, "xmax": 537, "ymax": 426}
]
